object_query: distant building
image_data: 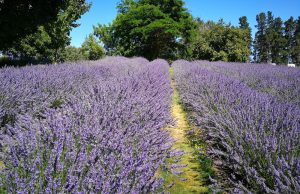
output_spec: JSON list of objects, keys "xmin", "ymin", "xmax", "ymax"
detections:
[{"xmin": 288, "ymin": 64, "xmax": 296, "ymax": 68}]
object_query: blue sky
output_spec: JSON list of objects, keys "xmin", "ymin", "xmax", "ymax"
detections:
[{"xmin": 70, "ymin": 0, "xmax": 300, "ymax": 47}]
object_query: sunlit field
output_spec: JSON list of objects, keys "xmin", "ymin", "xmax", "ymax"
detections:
[
  {"xmin": 1, "ymin": 57, "xmax": 299, "ymax": 193},
  {"xmin": 1, "ymin": 0, "xmax": 300, "ymax": 193}
]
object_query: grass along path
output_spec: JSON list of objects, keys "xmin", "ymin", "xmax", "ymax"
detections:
[{"xmin": 158, "ymin": 68, "xmax": 213, "ymax": 193}]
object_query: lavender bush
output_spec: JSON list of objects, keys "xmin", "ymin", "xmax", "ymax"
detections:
[
  {"xmin": 173, "ymin": 60, "xmax": 300, "ymax": 193},
  {"xmin": 193, "ymin": 60, "xmax": 300, "ymax": 106},
  {"xmin": 0, "ymin": 57, "xmax": 172, "ymax": 193}
]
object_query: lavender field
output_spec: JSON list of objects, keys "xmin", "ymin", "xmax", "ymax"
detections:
[
  {"xmin": 0, "ymin": 57, "xmax": 299, "ymax": 193},
  {"xmin": 0, "ymin": 57, "xmax": 173, "ymax": 193},
  {"xmin": 173, "ymin": 60, "xmax": 300, "ymax": 193}
]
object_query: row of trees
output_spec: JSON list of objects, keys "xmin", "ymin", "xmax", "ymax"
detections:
[
  {"xmin": 63, "ymin": 35, "xmax": 105, "ymax": 62},
  {"xmin": 187, "ymin": 18, "xmax": 251, "ymax": 62},
  {"xmin": 94, "ymin": 0, "xmax": 251, "ymax": 62},
  {"xmin": 0, "ymin": 0, "xmax": 104, "ymax": 65},
  {"xmin": 94, "ymin": 0, "xmax": 300, "ymax": 65},
  {"xmin": 1, "ymin": 0, "xmax": 299, "ymax": 65},
  {"xmin": 254, "ymin": 12, "xmax": 300, "ymax": 64}
]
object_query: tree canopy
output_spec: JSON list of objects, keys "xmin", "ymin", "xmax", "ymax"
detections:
[
  {"xmin": 3, "ymin": 0, "xmax": 90, "ymax": 63},
  {"xmin": 94, "ymin": 1, "xmax": 251, "ymax": 62},
  {"xmin": 1, "ymin": 1, "xmax": 300, "ymax": 65},
  {"xmin": 81, "ymin": 34, "xmax": 105, "ymax": 60},
  {"xmin": 94, "ymin": 0, "xmax": 195, "ymax": 60},
  {"xmin": 239, "ymin": 16, "xmax": 252, "ymax": 52},
  {"xmin": 253, "ymin": 12, "xmax": 300, "ymax": 66},
  {"xmin": 188, "ymin": 19, "xmax": 251, "ymax": 62},
  {"xmin": 0, "ymin": 0, "xmax": 66, "ymax": 50}
]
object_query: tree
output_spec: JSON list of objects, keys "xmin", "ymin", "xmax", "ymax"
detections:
[
  {"xmin": 81, "ymin": 34, "xmax": 105, "ymax": 60},
  {"xmin": 268, "ymin": 17, "xmax": 287, "ymax": 64},
  {"xmin": 94, "ymin": 0, "xmax": 195, "ymax": 60},
  {"xmin": 266, "ymin": 11, "xmax": 274, "ymax": 61},
  {"xmin": 0, "ymin": 0, "xmax": 66, "ymax": 50},
  {"xmin": 188, "ymin": 19, "xmax": 214, "ymax": 60},
  {"xmin": 139, "ymin": 0, "xmax": 197, "ymax": 59},
  {"xmin": 254, "ymin": 11, "xmax": 292, "ymax": 64},
  {"xmin": 138, "ymin": 0, "xmax": 190, "ymax": 23},
  {"xmin": 284, "ymin": 17, "xmax": 296, "ymax": 63},
  {"xmin": 44, "ymin": 0, "xmax": 90, "ymax": 62},
  {"xmin": 292, "ymin": 17, "xmax": 300, "ymax": 66},
  {"xmin": 239, "ymin": 16, "xmax": 250, "ymax": 29},
  {"xmin": 116, "ymin": 0, "xmax": 136, "ymax": 13},
  {"xmin": 189, "ymin": 19, "xmax": 250, "ymax": 62},
  {"xmin": 6, "ymin": 26, "xmax": 52, "ymax": 63},
  {"xmin": 62, "ymin": 46, "xmax": 85, "ymax": 62},
  {"xmin": 225, "ymin": 27, "xmax": 251, "ymax": 62},
  {"xmin": 239, "ymin": 16, "xmax": 252, "ymax": 59},
  {"xmin": 4, "ymin": 0, "xmax": 90, "ymax": 63},
  {"xmin": 94, "ymin": 24, "xmax": 121, "ymax": 56},
  {"xmin": 254, "ymin": 12, "xmax": 268, "ymax": 63}
]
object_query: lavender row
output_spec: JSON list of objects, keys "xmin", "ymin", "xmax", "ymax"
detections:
[
  {"xmin": 173, "ymin": 60, "xmax": 300, "ymax": 193},
  {"xmin": 192, "ymin": 60, "xmax": 300, "ymax": 106},
  {"xmin": 0, "ymin": 57, "xmax": 172, "ymax": 193}
]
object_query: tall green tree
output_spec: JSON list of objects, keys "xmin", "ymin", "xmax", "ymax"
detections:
[
  {"xmin": 266, "ymin": 11, "xmax": 274, "ymax": 60},
  {"xmin": 254, "ymin": 11, "xmax": 296, "ymax": 64},
  {"xmin": 254, "ymin": 12, "xmax": 269, "ymax": 63},
  {"xmin": 239, "ymin": 16, "xmax": 250, "ymax": 29},
  {"xmin": 0, "ymin": 0, "xmax": 66, "ymax": 50},
  {"xmin": 264, "ymin": 12, "xmax": 287, "ymax": 64},
  {"xmin": 269, "ymin": 17, "xmax": 287, "ymax": 64},
  {"xmin": 45, "ymin": 0, "xmax": 90, "ymax": 62},
  {"xmin": 94, "ymin": 0, "xmax": 195, "ymax": 60},
  {"xmin": 6, "ymin": 26, "xmax": 52, "ymax": 63},
  {"xmin": 138, "ymin": 0, "xmax": 188, "ymax": 22},
  {"xmin": 239, "ymin": 16, "xmax": 252, "ymax": 61},
  {"xmin": 116, "ymin": 0, "xmax": 136, "ymax": 13},
  {"xmin": 188, "ymin": 19, "xmax": 215, "ymax": 60},
  {"xmin": 94, "ymin": 24, "xmax": 121, "ymax": 56},
  {"xmin": 5, "ymin": 0, "xmax": 90, "ymax": 63},
  {"xmin": 293, "ymin": 17, "xmax": 300, "ymax": 66},
  {"xmin": 81, "ymin": 34, "xmax": 105, "ymax": 60},
  {"xmin": 62, "ymin": 46, "xmax": 85, "ymax": 62},
  {"xmin": 239, "ymin": 17, "xmax": 251, "ymax": 47},
  {"xmin": 284, "ymin": 17, "xmax": 296, "ymax": 63},
  {"xmin": 190, "ymin": 19, "xmax": 250, "ymax": 62}
]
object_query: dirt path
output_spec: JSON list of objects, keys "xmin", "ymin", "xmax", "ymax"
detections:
[{"xmin": 158, "ymin": 68, "xmax": 211, "ymax": 193}]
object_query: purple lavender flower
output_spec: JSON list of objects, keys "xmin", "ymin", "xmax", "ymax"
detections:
[
  {"xmin": 173, "ymin": 60, "xmax": 300, "ymax": 193},
  {"xmin": 0, "ymin": 57, "xmax": 173, "ymax": 193}
]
